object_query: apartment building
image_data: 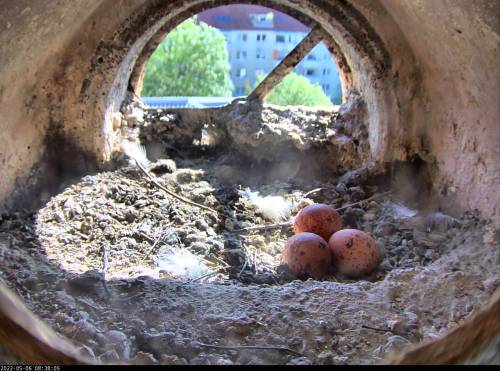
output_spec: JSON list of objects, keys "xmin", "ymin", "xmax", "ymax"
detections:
[{"xmin": 197, "ymin": 4, "xmax": 341, "ymax": 103}]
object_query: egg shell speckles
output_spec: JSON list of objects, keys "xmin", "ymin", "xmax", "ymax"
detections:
[
  {"xmin": 293, "ymin": 204, "xmax": 342, "ymax": 241},
  {"xmin": 328, "ymin": 229, "xmax": 381, "ymax": 278},
  {"xmin": 282, "ymin": 232, "xmax": 332, "ymax": 280}
]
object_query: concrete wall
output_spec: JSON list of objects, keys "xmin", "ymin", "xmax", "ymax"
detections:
[{"xmin": 0, "ymin": 0, "xmax": 498, "ymax": 223}]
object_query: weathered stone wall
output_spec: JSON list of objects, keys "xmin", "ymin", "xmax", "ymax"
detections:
[
  {"xmin": 0, "ymin": 0, "xmax": 498, "ymax": 224},
  {"xmin": 376, "ymin": 0, "xmax": 500, "ymax": 221}
]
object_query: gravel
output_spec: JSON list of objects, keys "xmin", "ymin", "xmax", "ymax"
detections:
[{"xmin": 0, "ymin": 103, "xmax": 498, "ymax": 364}]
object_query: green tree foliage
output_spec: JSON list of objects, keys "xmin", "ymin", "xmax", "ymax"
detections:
[
  {"xmin": 141, "ymin": 17, "xmax": 233, "ymax": 97},
  {"xmin": 255, "ymin": 72, "xmax": 333, "ymax": 107},
  {"xmin": 244, "ymin": 79, "xmax": 252, "ymax": 95}
]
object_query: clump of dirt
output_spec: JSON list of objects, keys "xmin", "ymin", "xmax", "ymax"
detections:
[{"xmin": 131, "ymin": 96, "xmax": 369, "ymax": 180}]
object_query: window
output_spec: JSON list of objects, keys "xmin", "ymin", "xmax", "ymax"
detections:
[
  {"xmin": 235, "ymin": 86, "xmax": 245, "ymax": 95},
  {"xmin": 236, "ymin": 51, "xmax": 247, "ymax": 60},
  {"xmin": 256, "ymin": 33, "xmax": 266, "ymax": 42},
  {"xmin": 288, "ymin": 35, "xmax": 292, "ymax": 42},
  {"xmin": 256, "ymin": 50, "xmax": 265, "ymax": 59},
  {"xmin": 307, "ymin": 54, "xmax": 317, "ymax": 60},
  {"xmin": 235, "ymin": 67, "xmax": 246, "ymax": 77},
  {"xmin": 276, "ymin": 35, "xmax": 285, "ymax": 43},
  {"xmin": 306, "ymin": 69, "xmax": 316, "ymax": 76},
  {"xmin": 322, "ymin": 84, "xmax": 330, "ymax": 91},
  {"xmin": 242, "ymin": 33, "xmax": 248, "ymax": 42},
  {"xmin": 323, "ymin": 68, "xmax": 331, "ymax": 76}
]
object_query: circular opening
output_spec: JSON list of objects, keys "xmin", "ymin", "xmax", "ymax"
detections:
[{"xmin": 137, "ymin": 5, "xmax": 344, "ymax": 108}]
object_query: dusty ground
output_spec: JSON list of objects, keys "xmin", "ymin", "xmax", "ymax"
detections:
[
  {"xmin": 0, "ymin": 149, "xmax": 499, "ymax": 365},
  {"xmin": 0, "ymin": 102, "xmax": 498, "ymax": 365}
]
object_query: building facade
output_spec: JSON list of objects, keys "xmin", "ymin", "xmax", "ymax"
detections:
[{"xmin": 198, "ymin": 5, "xmax": 342, "ymax": 104}]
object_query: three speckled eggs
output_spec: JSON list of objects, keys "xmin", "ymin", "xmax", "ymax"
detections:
[{"xmin": 283, "ymin": 203, "xmax": 382, "ymax": 279}]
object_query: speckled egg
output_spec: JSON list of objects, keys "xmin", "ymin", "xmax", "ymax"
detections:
[
  {"xmin": 282, "ymin": 232, "xmax": 332, "ymax": 280},
  {"xmin": 293, "ymin": 204, "xmax": 342, "ymax": 241},
  {"xmin": 328, "ymin": 229, "xmax": 381, "ymax": 278}
]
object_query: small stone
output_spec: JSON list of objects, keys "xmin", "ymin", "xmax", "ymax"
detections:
[
  {"xmin": 363, "ymin": 211, "xmax": 376, "ymax": 222},
  {"xmin": 335, "ymin": 183, "xmax": 348, "ymax": 195},
  {"xmin": 195, "ymin": 219, "xmax": 209, "ymax": 231},
  {"xmin": 380, "ymin": 260, "xmax": 392, "ymax": 271},
  {"xmin": 483, "ymin": 276, "xmax": 500, "ymax": 294},
  {"xmin": 124, "ymin": 208, "xmax": 139, "ymax": 222},
  {"xmin": 99, "ymin": 349, "xmax": 121, "ymax": 364},
  {"xmin": 374, "ymin": 222, "xmax": 396, "ymax": 236},
  {"xmin": 76, "ymin": 319, "xmax": 98, "ymax": 338},
  {"xmin": 143, "ymin": 332, "xmax": 175, "ymax": 354},
  {"xmin": 287, "ymin": 357, "xmax": 313, "ymax": 365},
  {"xmin": 292, "ymin": 198, "xmax": 314, "ymax": 214},
  {"xmin": 80, "ymin": 345, "xmax": 96, "ymax": 360},
  {"xmin": 55, "ymin": 291, "xmax": 77, "ymax": 309},
  {"xmin": 106, "ymin": 330, "xmax": 127, "ymax": 344},
  {"xmin": 134, "ymin": 351, "xmax": 158, "ymax": 365},
  {"xmin": 333, "ymin": 355, "xmax": 349, "ymax": 365},
  {"xmin": 104, "ymin": 330, "xmax": 131, "ymax": 359},
  {"xmin": 184, "ymin": 233, "xmax": 204, "ymax": 245},
  {"xmin": 176, "ymin": 169, "xmax": 204, "ymax": 183},
  {"xmin": 348, "ymin": 186, "xmax": 366, "ymax": 201},
  {"xmin": 160, "ymin": 355, "xmax": 188, "ymax": 365},
  {"xmin": 149, "ymin": 159, "xmax": 177, "ymax": 175},
  {"xmin": 387, "ymin": 315, "xmax": 407, "ymax": 333},
  {"xmin": 206, "ymin": 238, "xmax": 224, "ymax": 253},
  {"xmin": 318, "ymin": 351, "xmax": 335, "ymax": 365},
  {"xmin": 190, "ymin": 241, "xmax": 208, "ymax": 254}
]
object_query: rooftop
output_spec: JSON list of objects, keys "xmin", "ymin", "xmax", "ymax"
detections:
[{"xmin": 197, "ymin": 4, "xmax": 309, "ymax": 32}]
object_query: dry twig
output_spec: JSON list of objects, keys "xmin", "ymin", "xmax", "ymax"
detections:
[
  {"xmin": 101, "ymin": 244, "xmax": 111, "ymax": 297},
  {"xmin": 132, "ymin": 159, "xmax": 218, "ymax": 214},
  {"xmin": 336, "ymin": 191, "xmax": 392, "ymax": 212},
  {"xmin": 361, "ymin": 324, "xmax": 407, "ymax": 338},
  {"xmin": 234, "ymin": 191, "xmax": 393, "ymax": 233},
  {"xmin": 189, "ymin": 268, "xmax": 226, "ymax": 283},
  {"xmin": 303, "ymin": 187, "xmax": 324, "ymax": 198},
  {"xmin": 234, "ymin": 221, "xmax": 292, "ymax": 233},
  {"xmin": 238, "ymin": 245, "xmax": 249, "ymax": 277}
]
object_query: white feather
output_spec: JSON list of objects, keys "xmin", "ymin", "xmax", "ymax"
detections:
[
  {"xmin": 157, "ymin": 247, "xmax": 212, "ymax": 279},
  {"xmin": 239, "ymin": 188, "xmax": 292, "ymax": 222},
  {"xmin": 121, "ymin": 140, "xmax": 150, "ymax": 169}
]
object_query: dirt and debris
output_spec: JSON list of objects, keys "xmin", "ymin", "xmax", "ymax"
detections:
[
  {"xmin": 129, "ymin": 95, "xmax": 369, "ymax": 181},
  {"xmin": 0, "ymin": 102, "xmax": 498, "ymax": 365}
]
